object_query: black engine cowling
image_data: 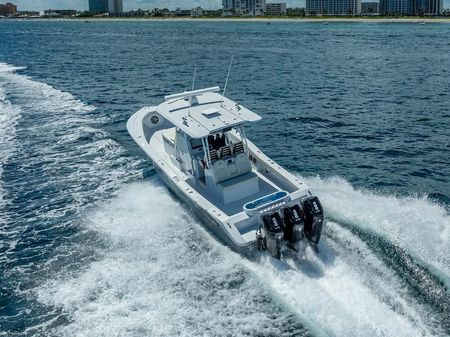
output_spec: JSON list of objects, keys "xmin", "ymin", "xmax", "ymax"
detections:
[
  {"xmin": 302, "ymin": 196, "xmax": 324, "ymax": 245},
  {"xmin": 283, "ymin": 204, "xmax": 304, "ymax": 243},
  {"xmin": 262, "ymin": 212, "xmax": 284, "ymax": 234},
  {"xmin": 262, "ymin": 212, "xmax": 284, "ymax": 259}
]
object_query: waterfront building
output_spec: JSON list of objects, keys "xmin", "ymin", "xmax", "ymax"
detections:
[
  {"xmin": 44, "ymin": 9, "xmax": 77, "ymax": 16},
  {"xmin": 222, "ymin": 0, "xmax": 266, "ymax": 16},
  {"xmin": 379, "ymin": 0, "xmax": 413, "ymax": 14},
  {"xmin": 111, "ymin": 0, "xmax": 123, "ymax": 13},
  {"xmin": 306, "ymin": 0, "xmax": 361, "ymax": 15},
  {"xmin": 174, "ymin": 7, "xmax": 191, "ymax": 16},
  {"xmin": 89, "ymin": 0, "xmax": 123, "ymax": 14},
  {"xmin": 265, "ymin": 2, "xmax": 287, "ymax": 15},
  {"xmin": 423, "ymin": 0, "xmax": 443, "ymax": 15},
  {"xmin": 89, "ymin": 0, "xmax": 107, "ymax": 13},
  {"xmin": 379, "ymin": 0, "xmax": 442, "ymax": 15},
  {"xmin": 191, "ymin": 7, "xmax": 204, "ymax": 17},
  {"xmin": 0, "ymin": 2, "xmax": 17, "ymax": 16},
  {"xmin": 286, "ymin": 7, "xmax": 306, "ymax": 16},
  {"xmin": 414, "ymin": 0, "xmax": 443, "ymax": 14},
  {"xmin": 361, "ymin": 1, "xmax": 379, "ymax": 13}
]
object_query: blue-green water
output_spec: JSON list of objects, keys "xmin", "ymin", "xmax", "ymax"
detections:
[{"xmin": 0, "ymin": 21, "xmax": 449, "ymax": 337}]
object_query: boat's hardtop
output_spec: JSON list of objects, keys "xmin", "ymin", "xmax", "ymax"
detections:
[{"xmin": 156, "ymin": 86, "xmax": 261, "ymax": 138}]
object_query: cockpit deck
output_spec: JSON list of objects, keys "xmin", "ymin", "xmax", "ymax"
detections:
[{"xmin": 187, "ymin": 169, "xmax": 280, "ymax": 217}]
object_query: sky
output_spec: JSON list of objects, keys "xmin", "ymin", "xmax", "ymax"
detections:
[{"xmin": 12, "ymin": 0, "xmax": 450, "ymax": 11}]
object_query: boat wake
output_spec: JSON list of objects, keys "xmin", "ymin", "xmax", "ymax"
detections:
[
  {"xmin": 36, "ymin": 181, "xmax": 310, "ymax": 337},
  {"xmin": 0, "ymin": 63, "xmax": 145, "ymax": 335},
  {"xmin": 240, "ymin": 176, "xmax": 450, "ymax": 337},
  {"xmin": 1, "ymin": 63, "xmax": 448, "ymax": 337},
  {"xmin": 305, "ymin": 176, "xmax": 450, "ymax": 290},
  {"xmin": 35, "ymin": 178, "xmax": 449, "ymax": 337},
  {"xmin": 0, "ymin": 67, "xmax": 21, "ymax": 226},
  {"xmin": 246, "ymin": 219, "xmax": 448, "ymax": 337}
]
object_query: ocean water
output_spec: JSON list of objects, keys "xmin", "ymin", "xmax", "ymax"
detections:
[{"xmin": 0, "ymin": 20, "xmax": 449, "ymax": 337}]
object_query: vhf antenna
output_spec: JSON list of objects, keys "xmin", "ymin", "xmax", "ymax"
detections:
[
  {"xmin": 188, "ymin": 66, "xmax": 197, "ymax": 116},
  {"xmin": 221, "ymin": 56, "xmax": 234, "ymax": 106}
]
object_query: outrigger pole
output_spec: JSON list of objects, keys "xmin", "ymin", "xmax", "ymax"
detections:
[
  {"xmin": 221, "ymin": 56, "xmax": 234, "ymax": 106},
  {"xmin": 188, "ymin": 66, "xmax": 197, "ymax": 116}
]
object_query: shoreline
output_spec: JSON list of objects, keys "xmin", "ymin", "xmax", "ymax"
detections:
[{"xmin": 3, "ymin": 17, "xmax": 450, "ymax": 23}]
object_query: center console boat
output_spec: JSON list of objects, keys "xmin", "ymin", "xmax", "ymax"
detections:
[{"xmin": 127, "ymin": 86, "xmax": 324, "ymax": 259}]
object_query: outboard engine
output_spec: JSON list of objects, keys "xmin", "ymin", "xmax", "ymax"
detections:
[
  {"xmin": 302, "ymin": 196, "xmax": 324, "ymax": 245},
  {"xmin": 262, "ymin": 212, "xmax": 284, "ymax": 259},
  {"xmin": 283, "ymin": 204, "xmax": 304, "ymax": 251}
]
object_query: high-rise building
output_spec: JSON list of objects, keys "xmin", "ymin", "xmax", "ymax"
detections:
[
  {"xmin": 266, "ymin": 2, "xmax": 287, "ymax": 15},
  {"xmin": 110, "ymin": 0, "xmax": 123, "ymax": 13},
  {"xmin": 223, "ymin": 0, "xmax": 266, "ymax": 16},
  {"xmin": 89, "ymin": 0, "xmax": 107, "ymax": 13},
  {"xmin": 423, "ymin": 0, "xmax": 443, "ymax": 15},
  {"xmin": 379, "ymin": 0, "xmax": 412, "ymax": 14},
  {"xmin": 361, "ymin": 1, "xmax": 379, "ymax": 14},
  {"xmin": 222, "ymin": 0, "xmax": 232, "ymax": 14},
  {"xmin": 0, "ymin": 2, "xmax": 17, "ymax": 16},
  {"xmin": 379, "ymin": 0, "xmax": 442, "ymax": 15},
  {"xmin": 306, "ymin": 0, "xmax": 361, "ymax": 15},
  {"xmin": 89, "ymin": 0, "xmax": 123, "ymax": 14}
]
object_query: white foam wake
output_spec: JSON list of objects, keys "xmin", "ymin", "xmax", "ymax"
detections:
[
  {"xmin": 0, "ymin": 63, "xmax": 26, "ymax": 73},
  {"xmin": 0, "ymin": 66, "xmax": 22, "ymax": 226},
  {"xmin": 0, "ymin": 61, "xmax": 146, "ymax": 290},
  {"xmin": 0, "ymin": 62, "xmax": 143, "ymax": 224},
  {"xmin": 37, "ymin": 181, "xmax": 309, "ymax": 337},
  {"xmin": 36, "ymin": 180, "xmax": 446, "ymax": 337},
  {"xmin": 305, "ymin": 176, "xmax": 450, "ymax": 288},
  {"xmin": 244, "ymin": 219, "xmax": 445, "ymax": 337}
]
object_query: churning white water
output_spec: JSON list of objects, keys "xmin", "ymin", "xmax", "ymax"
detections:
[{"xmin": 36, "ymin": 179, "xmax": 448, "ymax": 337}]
